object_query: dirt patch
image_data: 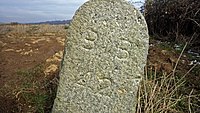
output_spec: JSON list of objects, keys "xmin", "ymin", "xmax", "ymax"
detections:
[
  {"xmin": 0, "ymin": 24, "xmax": 66, "ymax": 113},
  {"xmin": 0, "ymin": 95, "xmax": 19, "ymax": 113}
]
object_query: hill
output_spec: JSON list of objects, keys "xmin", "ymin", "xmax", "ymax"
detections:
[{"xmin": 30, "ymin": 20, "xmax": 71, "ymax": 25}]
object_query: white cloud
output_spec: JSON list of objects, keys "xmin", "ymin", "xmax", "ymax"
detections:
[{"xmin": 0, "ymin": 0, "xmax": 144, "ymax": 23}]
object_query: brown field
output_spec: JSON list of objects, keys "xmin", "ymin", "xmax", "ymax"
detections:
[
  {"xmin": 0, "ymin": 24, "xmax": 65, "ymax": 113},
  {"xmin": 0, "ymin": 24, "xmax": 199, "ymax": 113}
]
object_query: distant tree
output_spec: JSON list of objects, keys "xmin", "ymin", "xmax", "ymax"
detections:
[
  {"xmin": 10, "ymin": 22, "xmax": 19, "ymax": 25},
  {"xmin": 128, "ymin": 0, "xmax": 145, "ymax": 13}
]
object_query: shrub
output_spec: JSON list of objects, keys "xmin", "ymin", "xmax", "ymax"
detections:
[{"xmin": 144, "ymin": 0, "xmax": 200, "ymax": 50}]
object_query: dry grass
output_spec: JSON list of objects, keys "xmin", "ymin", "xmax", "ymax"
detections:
[
  {"xmin": 137, "ymin": 43, "xmax": 199, "ymax": 113},
  {"xmin": 0, "ymin": 24, "xmax": 66, "ymax": 36},
  {"xmin": 15, "ymin": 64, "xmax": 59, "ymax": 113},
  {"xmin": 137, "ymin": 43, "xmax": 196, "ymax": 113},
  {"xmin": 137, "ymin": 68, "xmax": 184, "ymax": 113}
]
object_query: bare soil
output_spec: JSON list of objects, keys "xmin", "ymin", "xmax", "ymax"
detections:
[{"xmin": 0, "ymin": 24, "xmax": 65, "ymax": 113}]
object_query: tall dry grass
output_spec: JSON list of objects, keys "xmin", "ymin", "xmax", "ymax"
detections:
[{"xmin": 137, "ymin": 43, "xmax": 199, "ymax": 113}]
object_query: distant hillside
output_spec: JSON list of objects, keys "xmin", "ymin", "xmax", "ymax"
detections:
[
  {"xmin": 30, "ymin": 20, "xmax": 71, "ymax": 25},
  {"xmin": 0, "ymin": 22, "xmax": 6, "ymax": 24}
]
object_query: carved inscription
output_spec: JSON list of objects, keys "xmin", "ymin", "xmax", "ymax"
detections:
[
  {"xmin": 116, "ymin": 39, "xmax": 131, "ymax": 60},
  {"xmin": 76, "ymin": 72, "xmax": 112, "ymax": 97},
  {"xmin": 82, "ymin": 30, "xmax": 97, "ymax": 50}
]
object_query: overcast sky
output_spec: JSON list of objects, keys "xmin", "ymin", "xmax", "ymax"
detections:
[{"xmin": 0, "ymin": 0, "xmax": 144, "ymax": 23}]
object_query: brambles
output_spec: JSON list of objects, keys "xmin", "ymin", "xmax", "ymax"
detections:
[{"xmin": 145, "ymin": 0, "xmax": 200, "ymax": 52}]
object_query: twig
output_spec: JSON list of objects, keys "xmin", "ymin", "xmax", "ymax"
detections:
[
  {"xmin": 187, "ymin": 18, "xmax": 200, "ymax": 28},
  {"xmin": 172, "ymin": 42, "xmax": 188, "ymax": 76},
  {"xmin": 188, "ymin": 89, "xmax": 194, "ymax": 113}
]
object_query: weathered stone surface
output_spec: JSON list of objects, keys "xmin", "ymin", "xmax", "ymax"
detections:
[{"xmin": 52, "ymin": 0, "xmax": 149, "ymax": 113}]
